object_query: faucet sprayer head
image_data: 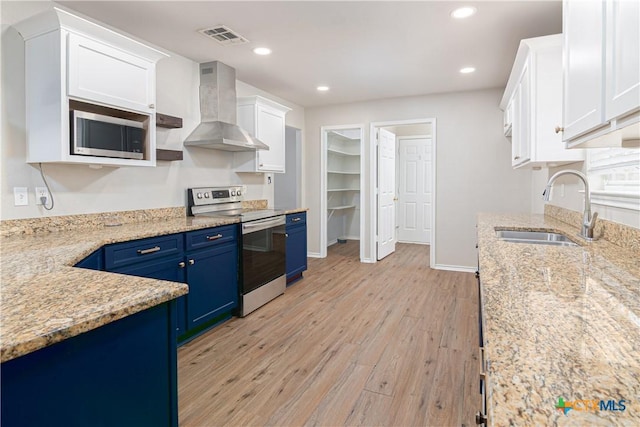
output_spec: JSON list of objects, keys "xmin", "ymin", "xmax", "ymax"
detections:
[{"xmin": 543, "ymin": 185, "xmax": 552, "ymax": 201}]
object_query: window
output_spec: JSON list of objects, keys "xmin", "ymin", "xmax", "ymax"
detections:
[{"xmin": 587, "ymin": 147, "xmax": 640, "ymax": 211}]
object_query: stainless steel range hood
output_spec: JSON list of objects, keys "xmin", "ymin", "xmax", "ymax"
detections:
[{"xmin": 184, "ymin": 61, "xmax": 269, "ymax": 151}]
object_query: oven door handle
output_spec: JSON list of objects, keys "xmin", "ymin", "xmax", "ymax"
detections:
[{"xmin": 242, "ymin": 216, "xmax": 286, "ymax": 234}]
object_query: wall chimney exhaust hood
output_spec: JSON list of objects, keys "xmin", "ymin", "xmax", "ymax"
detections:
[{"xmin": 184, "ymin": 61, "xmax": 269, "ymax": 151}]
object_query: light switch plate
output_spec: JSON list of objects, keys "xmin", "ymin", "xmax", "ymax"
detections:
[{"xmin": 14, "ymin": 187, "xmax": 28, "ymax": 206}]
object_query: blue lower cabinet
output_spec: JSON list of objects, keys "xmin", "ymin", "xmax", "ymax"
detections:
[
  {"xmin": 74, "ymin": 248, "xmax": 104, "ymax": 271},
  {"xmin": 0, "ymin": 302, "xmax": 178, "ymax": 427},
  {"xmin": 186, "ymin": 243, "xmax": 238, "ymax": 330},
  {"xmin": 110, "ymin": 254, "xmax": 187, "ymax": 337},
  {"xmin": 286, "ymin": 212, "xmax": 307, "ymax": 284}
]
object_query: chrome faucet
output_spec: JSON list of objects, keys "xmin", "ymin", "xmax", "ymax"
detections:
[{"xmin": 543, "ymin": 170, "xmax": 598, "ymax": 240}]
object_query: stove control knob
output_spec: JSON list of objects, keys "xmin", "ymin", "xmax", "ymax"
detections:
[
  {"xmin": 237, "ymin": 190, "xmax": 242, "ymax": 196},
  {"xmin": 204, "ymin": 193, "xmax": 210, "ymax": 198},
  {"xmin": 196, "ymin": 193, "xmax": 203, "ymax": 199},
  {"xmin": 231, "ymin": 190, "xmax": 236, "ymax": 196}
]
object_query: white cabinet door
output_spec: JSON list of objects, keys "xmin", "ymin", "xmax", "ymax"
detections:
[
  {"xmin": 605, "ymin": 0, "xmax": 640, "ymax": 121},
  {"xmin": 562, "ymin": 0, "xmax": 605, "ymax": 141},
  {"xmin": 518, "ymin": 64, "xmax": 531, "ymax": 164},
  {"xmin": 67, "ymin": 33, "xmax": 155, "ymax": 113},
  {"xmin": 256, "ymin": 105, "xmax": 285, "ymax": 172}
]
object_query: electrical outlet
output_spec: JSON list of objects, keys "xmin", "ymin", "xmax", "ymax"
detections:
[
  {"xmin": 13, "ymin": 187, "xmax": 28, "ymax": 206},
  {"xmin": 35, "ymin": 187, "xmax": 50, "ymax": 205}
]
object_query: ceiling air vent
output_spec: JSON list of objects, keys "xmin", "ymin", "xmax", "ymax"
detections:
[{"xmin": 198, "ymin": 25, "xmax": 249, "ymax": 45}]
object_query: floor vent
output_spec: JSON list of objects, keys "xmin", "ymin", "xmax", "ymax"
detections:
[{"xmin": 198, "ymin": 25, "xmax": 249, "ymax": 45}]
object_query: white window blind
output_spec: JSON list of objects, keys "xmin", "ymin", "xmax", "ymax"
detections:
[{"xmin": 587, "ymin": 147, "xmax": 640, "ymax": 210}]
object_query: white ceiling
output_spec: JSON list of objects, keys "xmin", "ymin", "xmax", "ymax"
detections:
[{"xmin": 10, "ymin": 1, "xmax": 562, "ymax": 108}]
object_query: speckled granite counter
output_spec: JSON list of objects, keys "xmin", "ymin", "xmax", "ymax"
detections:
[
  {"xmin": 477, "ymin": 212, "xmax": 640, "ymax": 426},
  {"xmin": 0, "ymin": 215, "xmax": 239, "ymax": 363},
  {"xmin": 276, "ymin": 207, "xmax": 309, "ymax": 215}
]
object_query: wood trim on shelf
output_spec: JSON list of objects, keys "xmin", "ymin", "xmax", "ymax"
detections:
[
  {"xmin": 156, "ymin": 149, "xmax": 183, "ymax": 161},
  {"xmin": 156, "ymin": 113, "xmax": 183, "ymax": 129}
]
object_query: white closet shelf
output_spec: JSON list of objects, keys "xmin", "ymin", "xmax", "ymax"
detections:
[
  {"xmin": 327, "ymin": 188, "xmax": 360, "ymax": 192},
  {"xmin": 327, "ymin": 147, "xmax": 360, "ymax": 156},
  {"xmin": 328, "ymin": 170, "xmax": 360, "ymax": 175},
  {"xmin": 328, "ymin": 205, "xmax": 357, "ymax": 210}
]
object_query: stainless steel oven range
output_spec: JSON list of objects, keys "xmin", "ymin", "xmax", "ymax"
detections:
[{"xmin": 188, "ymin": 186, "xmax": 286, "ymax": 317}]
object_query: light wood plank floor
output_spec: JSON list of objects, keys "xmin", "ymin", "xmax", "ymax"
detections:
[{"xmin": 178, "ymin": 242, "xmax": 480, "ymax": 427}]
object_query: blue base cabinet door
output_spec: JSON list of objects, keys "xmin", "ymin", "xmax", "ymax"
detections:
[
  {"xmin": 186, "ymin": 243, "xmax": 238, "ymax": 330},
  {"xmin": 111, "ymin": 254, "xmax": 188, "ymax": 337},
  {"xmin": 1, "ymin": 302, "xmax": 178, "ymax": 427},
  {"xmin": 286, "ymin": 212, "xmax": 307, "ymax": 283}
]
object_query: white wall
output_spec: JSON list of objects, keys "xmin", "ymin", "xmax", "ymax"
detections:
[
  {"xmin": 0, "ymin": 3, "xmax": 304, "ymax": 220},
  {"xmin": 304, "ymin": 88, "xmax": 534, "ymax": 269}
]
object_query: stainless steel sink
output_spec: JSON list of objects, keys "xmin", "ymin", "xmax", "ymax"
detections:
[{"xmin": 495, "ymin": 229, "xmax": 578, "ymax": 246}]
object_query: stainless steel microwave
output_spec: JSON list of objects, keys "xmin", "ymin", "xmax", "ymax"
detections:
[{"xmin": 70, "ymin": 111, "xmax": 145, "ymax": 160}]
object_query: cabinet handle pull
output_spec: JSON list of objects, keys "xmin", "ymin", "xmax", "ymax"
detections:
[
  {"xmin": 188, "ymin": 259, "xmax": 195, "ymax": 265},
  {"xmin": 259, "ymin": 163, "xmax": 264, "ymax": 167},
  {"xmin": 149, "ymin": 103, "xmax": 155, "ymax": 109},
  {"xmin": 206, "ymin": 234, "xmax": 223, "ymax": 241},
  {"xmin": 178, "ymin": 261, "xmax": 186, "ymax": 268},
  {"xmin": 137, "ymin": 246, "xmax": 160, "ymax": 255},
  {"xmin": 285, "ymin": 233, "xmax": 289, "ymax": 237},
  {"xmin": 555, "ymin": 126, "xmax": 564, "ymax": 134},
  {"xmin": 292, "ymin": 218, "xmax": 301, "ymax": 222},
  {"xmin": 513, "ymin": 156, "xmax": 520, "ymax": 160}
]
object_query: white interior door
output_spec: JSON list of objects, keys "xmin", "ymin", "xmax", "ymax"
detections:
[
  {"xmin": 377, "ymin": 128, "xmax": 396, "ymax": 260},
  {"xmin": 398, "ymin": 137, "xmax": 432, "ymax": 244}
]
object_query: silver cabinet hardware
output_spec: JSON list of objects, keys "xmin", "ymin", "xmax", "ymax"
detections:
[
  {"xmin": 555, "ymin": 126, "xmax": 564, "ymax": 134},
  {"xmin": 292, "ymin": 217, "xmax": 301, "ymax": 222},
  {"xmin": 178, "ymin": 261, "xmax": 186, "ymax": 268},
  {"xmin": 206, "ymin": 234, "xmax": 223, "ymax": 241},
  {"xmin": 188, "ymin": 259, "xmax": 195, "ymax": 265},
  {"xmin": 137, "ymin": 246, "xmax": 160, "ymax": 255}
]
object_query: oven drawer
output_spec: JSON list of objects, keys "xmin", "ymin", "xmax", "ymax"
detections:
[
  {"xmin": 105, "ymin": 234, "xmax": 184, "ymax": 270},
  {"xmin": 185, "ymin": 225, "xmax": 237, "ymax": 251},
  {"xmin": 286, "ymin": 212, "xmax": 306, "ymax": 227}
]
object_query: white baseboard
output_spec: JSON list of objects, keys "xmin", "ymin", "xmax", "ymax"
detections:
[
  {"xmin": 397, "ymin": 240, "xmax": 430, "ymax": 245},
  {"xmin": 360, "ymin": 257, "xmax": 375, "ymax": 263},
  {"xmin": 327, "ymin": 239, "xmax": 338, "ymax": 247},
  {"xmin": 307, "ymin": 251, "xmax": 323, "ymax": 258},
  {"xmin": 433, "ymin": 264, "xmax": 476, "ymax": 273}
]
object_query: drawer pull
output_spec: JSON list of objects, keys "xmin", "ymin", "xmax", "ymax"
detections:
[
  {"xmin": 292, "ymin": 217, "xmax": 301, "ymax": 222},
  {"xmin": 189, "ymin": 259, "xmax": 195, "ymax": 265},
  {"xmin": 178, "ymin": 261, "xmax": 186, "ymax": 268},
  {"xmin": 137, "ymin": 246, "xmax": 161, "ymax": 255},
  {"xmin": 206, "ymin": 234, "xmax": 223, "ymax": 241}
]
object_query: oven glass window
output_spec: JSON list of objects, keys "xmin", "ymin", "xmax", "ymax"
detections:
[{"xmin": 242, "ymin": 224, "xmax": 286, "ymax": 293}]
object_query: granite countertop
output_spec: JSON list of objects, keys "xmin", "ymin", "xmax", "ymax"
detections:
[
  {"xmin": 477, "ymin": 213, "xmax": 640, "ymax": 426},
  {"xmin": 276, "ymin": 207, "xmax": 309, "ymax": 215},
  {"xmin": 0, "ymin": 215, "xmax": 239, "ymax": 363}
]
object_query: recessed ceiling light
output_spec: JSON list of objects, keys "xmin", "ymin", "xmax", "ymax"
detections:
[
  {"xmin": 460, "ymin": 67, "xmax": 476, "ymax": 74},
  {"xmin": 451, "ymin": 6, "xmax": 477, "ymax": 19},
  {"xmin": 253, "ymin": 47, "xmax": 272, "ymax": 55},
  {"xmin": 317, "ymin": 86, "xmax": 330, "ymax": 92}
]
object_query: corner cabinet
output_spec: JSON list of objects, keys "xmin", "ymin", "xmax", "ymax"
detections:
[
  {"xmin": 14, "ymin": 7, "xmax": 167, "ymax": 167},
  {"xmin": 562, "ymin": 0, "xmax": 640, "ymax": 148},
  {"xmin": 234, "ymin": 96, "xmax": 291, "ymax": 173},
  {"xmin": 500, "ymin": 34, "xmax": 584, "ymax": 168}
]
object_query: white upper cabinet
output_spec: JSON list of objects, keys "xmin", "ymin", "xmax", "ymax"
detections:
[
  {"xmin": 605, "ymin": 0, "xmax": 640, "ymax": 121},
  {"xmin": 501, "ymin": 34, "xmax": 584, "ymax": 169},
  {"xmin": 14, "ymin": 8, "xmax": 167, "ymax": 167},
  {"xmin": 67, "ymin": 33, "xmax": 156, "ymax": 114},
  {"xmin": 234, "ymin": 96, "xmax": 291, "ymax": 173},
  {"xmin": 563, "ymin": 0, "xmax": 640, "ymax": 148}
]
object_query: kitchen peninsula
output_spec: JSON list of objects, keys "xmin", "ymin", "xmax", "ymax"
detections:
[{"xmin": 0, "ymin": 209, "xmax": 238, "ymax": 427}]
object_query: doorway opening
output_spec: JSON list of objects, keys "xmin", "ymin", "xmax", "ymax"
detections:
[
  {"xmin": 370, "ymin": 119, "xmax": 436, "ymax": 267},
  {"xmin": 320, "ymin": 125, "xmax": 365, "ymax": 261}
]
